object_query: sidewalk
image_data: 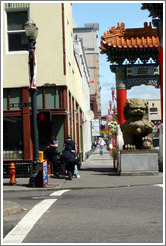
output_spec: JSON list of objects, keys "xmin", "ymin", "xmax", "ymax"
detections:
[{"xmin": 3, "ymin": 149, "xmax": 163, "ymax": 214}]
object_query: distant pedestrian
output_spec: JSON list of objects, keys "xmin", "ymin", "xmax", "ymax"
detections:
[
  {"xmin": 99, "ymin": 137, "xmax": 106, "ymax": 155},
  {"xmin": 96, "ymin": 139, "xmax": 100, "ymax": 149}
]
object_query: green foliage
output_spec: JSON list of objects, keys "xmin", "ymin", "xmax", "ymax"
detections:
[
  {"xmin": 112, "ymin": 149, "xmax": 118, "ymax": 158},
  {"xmin": 92, "ymin": 147, "xmax": 96, "ymax": 152},
  {"xmin": 106, "ymin": 145, "xmax": 110, "ymax": 151},
  {"xmin": 152, "ymin": 131, "xmax": 158, "ymax": 138},
  {"xmin": 113, "ymin": 112, "xmax": 117, "ymax": 121}
]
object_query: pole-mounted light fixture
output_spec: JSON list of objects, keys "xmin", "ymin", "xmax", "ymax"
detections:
[
  {"xmin": 25, "ymin": 19, "xmax": 38, "ymax": 54},
  {"xmin": 25, "ymin": 19, "xmax": 38, "ymax": 39},
  {"xmin": 25, "ymin": 19, "xmax": 41, "ymax": 187}
]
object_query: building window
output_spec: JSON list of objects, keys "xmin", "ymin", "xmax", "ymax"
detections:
[
  {"xmin": 150, "ymin": 107, "xmax": 158, "ymax": 114},
  {"xmin": 86, "ymin": 48, "xmax": 95, "ymax": 51},
  {"xmin": 10, "ymin": 88, "xmax": 22, "ymax": 109},
  {"xmin": 6, "ymin": 10, "xmax": 28, "ymax": 52},
  {"xmin": 3, "ymin": 88, "xmax": 22, "ymax": 110},
  {"xmin": 46, "ymin": 87, "xmax": 60, "ymax": 108},
  {"xmin": 37, "ymin": 88, "xmax": 43, "ymax": 108},
  {"xmin": 3, "ymin": 117, "xmax": 23, "ymax": 159},
  {"xmin": 90, "ymin": 102, "xmax": 94, "ymax": 111},
  {"xmin": 3, "ymin": 89, "xmax": 8, "ymax": 110}
]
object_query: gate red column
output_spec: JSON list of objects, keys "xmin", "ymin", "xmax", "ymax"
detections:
[
  {"xmin": 159, "ymin": 48, "xmax": 163, "ymax": 123},
  {"xmin": 116, "ymin": 67, "xmax": 127, "ymax": 125}
]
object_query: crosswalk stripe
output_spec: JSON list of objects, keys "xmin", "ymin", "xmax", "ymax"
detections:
[
  {"xmin": 50, "ymin": 189, "xmax": 70, "ymax": 197},
  {"xmin": 3, "ymin": 190, "xmax": 70, "ymax": 243}
]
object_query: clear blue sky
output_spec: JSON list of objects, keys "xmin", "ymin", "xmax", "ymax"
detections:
[{"xmin": 72, "ymin": 2, "xmax": 161, "ymax": 115}]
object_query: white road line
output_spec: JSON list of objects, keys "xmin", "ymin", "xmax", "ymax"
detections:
[
  {"xmin": 50, "ymin": 189, "xmax": 70, "ymax": 197},
  {"xmin": 3, "ymin": 189, "xmax": 70, "ymax": 244},
  {"xmin": 154, "ymin": 184, "xmax": 163, "ymax": 188},
  {"xmin": 3, "ymin": 199, "xmax": 56, "ymax": 244}
]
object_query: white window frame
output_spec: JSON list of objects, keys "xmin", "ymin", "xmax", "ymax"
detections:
[{"xmin": 5, "ymin": 8, "xmax": 29, "ymax": 55}]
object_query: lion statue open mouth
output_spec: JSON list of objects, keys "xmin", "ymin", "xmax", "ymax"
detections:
[{"xmin": 120, "ymin": 98, "xmax": 154, "ymax": 150}]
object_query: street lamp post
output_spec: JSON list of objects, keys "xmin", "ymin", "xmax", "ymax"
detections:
[{"xmin": 25, "ymin": 19, "xmax": 41, "ymax": 187}]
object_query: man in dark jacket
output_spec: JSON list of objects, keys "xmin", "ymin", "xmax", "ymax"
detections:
[
  {"xmin": 45, "ymin": 135, "xmax": 59, "ymax": 176},
  {"xmin": 61, "ymin": 135, "xmax": 76, "ymax": 180}
]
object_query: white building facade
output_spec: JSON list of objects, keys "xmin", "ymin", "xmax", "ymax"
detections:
[{"xmin": 74, "ymin": 35, "xmax": 92, "ymax": 159}]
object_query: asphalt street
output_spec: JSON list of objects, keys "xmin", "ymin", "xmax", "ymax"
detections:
[
  {"xmin": 3, "ymin": 148, "xmax": 164, "ymax": 243},
  {"xmin": 3, "ymin": 186, "xmax": 163, "ymax": 243},
  {"xmin": 3, "ymin": 148, "xmax": 163, "ymax": 215}
]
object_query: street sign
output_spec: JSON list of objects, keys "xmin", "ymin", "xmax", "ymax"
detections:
[
  {"xmin": 100, "ymin": 130, "xmax": 109, "ymax": 134},
  {"xmin": 9, "ymin": 102, "xmax": 31, "ymax": 108},
  {"xmin": 43, "ymin": 160, "xmax": 48, "ymax": 187},
  {"xmin": 92, "ymin": 119, "xmax": 100, "ymax": 136},
  {"xmin": 38, "ymin": 110, "xmax": 52, "ymax": 122}
]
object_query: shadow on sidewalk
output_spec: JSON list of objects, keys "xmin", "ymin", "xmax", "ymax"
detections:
[
  {"xmin": 81, "ymin": 167, "xmax": 119, "ymax": 175},
  {"xmin": 3, "ymin": 182, "xmax": 30, "ymax": 187}
]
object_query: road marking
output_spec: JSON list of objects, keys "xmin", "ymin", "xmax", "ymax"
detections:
[
  {"xmin": 3, "ymin": 189, "xmax": 70, "ymax": 243},
  {"xmin": 50, "ymin": 189, "xmax": 70, "ymax": 197},
  {"xmin": 154, "ymin": 184, "xmax": 163, "ymax": 188}
]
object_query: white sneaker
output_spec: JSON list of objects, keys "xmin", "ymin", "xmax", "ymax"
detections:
[{"xmin": 76, "ymin": 175, "xmax": 80, "ymax": 178}]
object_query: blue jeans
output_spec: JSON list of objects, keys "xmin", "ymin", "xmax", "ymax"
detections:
[
  {"xmin": 100, "ymin": 145, "xmax": 104, "ymax": 155},
  {"xmin": 74, "ymin": 165, "xmax": 79, "ymax": 176}
]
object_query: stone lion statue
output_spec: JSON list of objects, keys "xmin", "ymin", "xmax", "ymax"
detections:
[{"xmin": 120, "ymin": 98, "xmax": 154, "ymax": 150}]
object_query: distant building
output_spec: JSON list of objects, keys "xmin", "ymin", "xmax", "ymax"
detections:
[
  {"xmin": 74, "ymin": 35, "xmax": 91, "ymax": 159},
  {"xmin": 73, "ymin": 23, "xmax": 101, "ymax": 119},
  {"xmin": 146, "ymin": 99, "xmax": 161, "ymax": 125}
]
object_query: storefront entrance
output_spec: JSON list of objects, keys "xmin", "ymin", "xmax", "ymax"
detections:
[{"xmin": 3, "ymin": 117, "xmax": 23, "ymax": 160}]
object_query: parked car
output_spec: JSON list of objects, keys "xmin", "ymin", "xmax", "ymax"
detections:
[{"xmin": 152, "ymin": 137, "xmax": 159, "ymax": 150}]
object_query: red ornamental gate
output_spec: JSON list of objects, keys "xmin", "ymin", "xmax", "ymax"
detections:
[{"xmin": 100, "ymin": 22, "xmax": 161, "ymax": 125}]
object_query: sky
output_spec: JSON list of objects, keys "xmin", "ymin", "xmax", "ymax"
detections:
[{"xmin": 72, "ymin": 2, "xmax": 161, "ymax": 116}]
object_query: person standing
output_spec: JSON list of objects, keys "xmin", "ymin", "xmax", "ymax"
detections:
[
  {"xmin": 45, "ymin": 135, "xmax": 59, "ymax": 177},
  {"xmin": 99, "ymin": 137, "xmax": 106, "ymax": 155},
  {"xmin": 61, "ymin": 135, "xmax": 76, "ymax": 180}
]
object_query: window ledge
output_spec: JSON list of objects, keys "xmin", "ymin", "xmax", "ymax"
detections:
[{"xmin": 6, "ymin": 50, "xmax": 28, "ymax": 55}]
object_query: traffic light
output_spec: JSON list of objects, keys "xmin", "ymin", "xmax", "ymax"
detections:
[{"xmin": 38, "ymin": 110, "xmax": 52, "ymax": 122}]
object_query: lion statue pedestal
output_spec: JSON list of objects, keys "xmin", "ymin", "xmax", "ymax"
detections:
[{"xmin": 119, "ymin": 98, "xmax": 159, "ymax": 175}]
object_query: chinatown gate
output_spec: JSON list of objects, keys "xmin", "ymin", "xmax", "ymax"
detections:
[{"xmin": 100, "ymin": 22, "xmax": 163, "ymax": 173}]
